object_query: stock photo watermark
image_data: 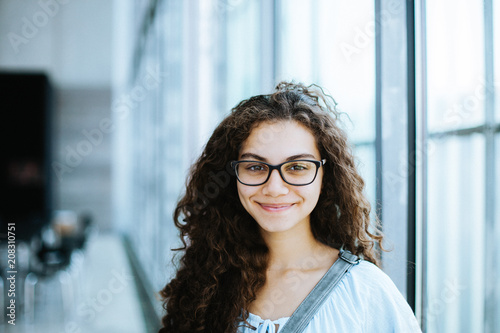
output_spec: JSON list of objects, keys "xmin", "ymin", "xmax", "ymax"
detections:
[
  {"xmin": 382, "ymin": 136, "xmax": 436, "ymax": 192},
  {"xmin": 187, "ymin": 166, "xmax": 233, "ymax": 216},
  {"xmin": 339, "ymin": 0, "xmax": 402, "ymax": 63},
  {"xmin": 423, "ymin": 278, "xmax": 466, "ymax": 328},
  {"xmin": 443, "ymin": 77, "xmax": 499, "ymax": 127},
  {"xmin": 5, "ymin": 222, "xmax": 17, "ymax": 325},
  {"xmin": 51, "ymin": 66, "xmax": 167, "ymax": 182},
  {"xmin": 248, "ymin": 249, "xmax": 333, "ymax": 316},
  {"xmin": 7, "ymin": 0, "xmax": 72, "ymax": 54},
  {"xmin": 61, "ymin": 268, "xmax": 135, "ymax": 333},
  {"xmin": 214, "ymin": 0, "xmax": 244, "ymax": 17}
]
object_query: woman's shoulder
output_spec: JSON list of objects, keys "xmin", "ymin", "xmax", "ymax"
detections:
[
  {"xmin": 346, "ymin": 260, "xmax": 397, "ymax": 289},
  {"xmin": 309, "ymin": 259, "xmax": 422, "ymax": 332},
  {"xmin": 332, "ymin": 259, "xmax": 410, "ymax": 307},
  {"xmin": 321, "ymin": 260, "xmax": 397, "ymax": 306}
]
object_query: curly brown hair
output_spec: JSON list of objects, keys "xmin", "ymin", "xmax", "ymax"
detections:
[{"xmin": 158, "ymin": 82, "xmax": 384, "ymax": 332}]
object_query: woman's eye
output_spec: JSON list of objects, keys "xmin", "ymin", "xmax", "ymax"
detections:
[
  {"xmin": 247, "ymin": 164, "xmax": 266, "ymax": 171},
  {"xmin": 287, "ymin": 163, "xmax": 309, "ymax": 171}
]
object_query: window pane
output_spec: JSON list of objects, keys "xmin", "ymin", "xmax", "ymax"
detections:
[
  {"xmin": 159, "ymin": 0, "xmax": 185, "ymax": 282},
  {"xmin": 495, "ymin": 134, "xmax": 500, "ymax": 330},
  {"xmin": 495, "ymin": 0, "xmax": 500, "ymax": 122},
  {"xmin": 278, "ymin": 0, "xmax": 314, "ymax": 83},
  {"xmin": 426, "ymin": 0, "xmax": 485, "ymax": 132},
  {"xmin": 225, "ymin": 0, "xmax": 261, "ymax": 111},
  {"xmin": 354, "ymin": 144, "xmax": 376, "ymax": 211},
  {"xmin": 425, "ymin": 134, "xmax": 485, "ymax": 332},
  {"xmin": 316, "ymin": 0, "xmax": 375, "ymax": 143},
  {"xmin": 278, "ymin": 0, "xmax": 376, "ymax": 143}
]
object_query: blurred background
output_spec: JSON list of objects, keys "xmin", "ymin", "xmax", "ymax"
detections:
[{"xmin": 0, "ymin": 0, "xmax": 498, "ymax": 332}]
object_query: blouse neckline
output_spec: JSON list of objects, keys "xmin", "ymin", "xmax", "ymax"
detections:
[{"xmin": 247, "ymin": 311, "xmax": 290, "ymax": 324}]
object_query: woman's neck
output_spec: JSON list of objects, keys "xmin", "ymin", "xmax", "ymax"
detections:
[{"xmin": 261, "ymin": 222, "xmax": 337, "ymax": 271}]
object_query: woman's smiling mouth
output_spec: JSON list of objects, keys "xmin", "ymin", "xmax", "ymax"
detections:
[{"xmin": 257, "ymin": 203, "xmax": 296, "ymax": 212}]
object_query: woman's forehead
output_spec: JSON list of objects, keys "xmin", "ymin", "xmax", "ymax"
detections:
[{"xmin": 239, "ymin": 120, "xmax": 320, "ymax": 161}]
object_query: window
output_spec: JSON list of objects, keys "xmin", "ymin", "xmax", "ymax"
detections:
[{"xmin": 419, "ymin": 0, "xmax": 500, "ymax": 331}]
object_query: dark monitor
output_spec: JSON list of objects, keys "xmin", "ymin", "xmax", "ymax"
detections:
[{"xmin": 0, "ymin": 72, "xmax": 53, "ymax": 240}]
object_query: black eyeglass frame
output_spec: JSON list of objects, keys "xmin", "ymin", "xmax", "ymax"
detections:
[{"xmin": 230, "ymin": 159, "xmax": 327, "ymax": 186}]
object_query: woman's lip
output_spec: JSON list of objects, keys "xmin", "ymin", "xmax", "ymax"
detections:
[{"xmin": 257, "ymin": 203, "xmax": 295, "ymax": 212}]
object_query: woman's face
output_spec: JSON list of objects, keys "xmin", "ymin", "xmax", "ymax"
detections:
[{"xmin": 236, "ymin": 120, "xmax": 323, "ymax": 235}]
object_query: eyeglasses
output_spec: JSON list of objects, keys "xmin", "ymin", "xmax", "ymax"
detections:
[{"xmin": 230, "ymin": 159, "xmax": 326, "ymax": 186}]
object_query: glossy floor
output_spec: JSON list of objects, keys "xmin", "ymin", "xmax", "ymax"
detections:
[{"xmin": 0, "ymin": 233, "xmax": 148, "ymax": 333}]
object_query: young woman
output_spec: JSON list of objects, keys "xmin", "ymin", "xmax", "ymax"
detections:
[{"xmin": 159, "ymin": 82, "xmax": 421, "ymax": 332}]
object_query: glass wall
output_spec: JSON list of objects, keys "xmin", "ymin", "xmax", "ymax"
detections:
[
  {"xmin": 496, "ymin": 134, "xmax": 500, "ymax": 330},
  {"xmin": 225, "ymin": 0, "xmax": 263, "ymax": 110},
  {"xmin": 496, "ymin": 0, "xmax": 500, "ymax": 123},
  {"xmin": 426, "ymin": 0, "xmax": 485, "ymax": 132},
  {"xmin": 421, "ymin": 0, "xmax": 500, "ymax": 331},
  {"xmin": 425, "ymin": 135, "xmax": 486, "ymax": 332}
]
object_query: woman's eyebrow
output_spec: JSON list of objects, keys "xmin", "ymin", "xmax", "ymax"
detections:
[
  {"xmin": 239, "ymin": 153, "xmax": 267, "ymax": 161},
  {"xmin": 286, "ymin": 153, "xmax": 317, "ymax": 161},
  {"xmin": 239, "ymin": 153, "xmax": 317, "ymax": 161}
]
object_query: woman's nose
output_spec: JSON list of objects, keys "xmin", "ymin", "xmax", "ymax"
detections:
[{"xmin": 262, "ymin": 169, "xmax": 289, "ymax": 196}]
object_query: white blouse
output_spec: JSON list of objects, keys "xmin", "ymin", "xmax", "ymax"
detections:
[{"xmin": 237, "ymin": 260, "xmax": 422, "ymax": 333}]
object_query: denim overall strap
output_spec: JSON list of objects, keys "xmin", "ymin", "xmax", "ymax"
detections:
[{"xmin": 278, "ymin": 249, "xmax": 360, "ymax": 333}]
